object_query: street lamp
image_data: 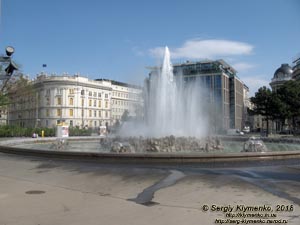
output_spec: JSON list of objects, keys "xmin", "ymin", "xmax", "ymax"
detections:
[
  {"xmin": 0, "ymin": 46, "xmax": 18, "ymax": 80},
  {"xmin": 5, "ymin": 46, "xmax": 15, "ymax": 56}
]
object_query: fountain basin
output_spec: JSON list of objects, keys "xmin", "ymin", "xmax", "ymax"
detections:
[{"xmin": 1, "ymin": 136, "xmax": 300, "ymax": 165}]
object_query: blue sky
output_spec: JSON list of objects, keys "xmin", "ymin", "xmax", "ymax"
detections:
[{"xmin": 1, "ymin": 0, "xmax": 300, "ymax": 95}]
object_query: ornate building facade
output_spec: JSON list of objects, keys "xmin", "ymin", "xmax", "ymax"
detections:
[{"xmin": 8, "ymin": 73, "xmax": 142, "ymax": 128}]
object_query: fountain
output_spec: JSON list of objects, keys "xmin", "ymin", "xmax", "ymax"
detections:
[
  {"xmin": 145, "ymin": 47, "xmax": 208, "ymax": 137},
  {"xmin": 1, "ymin": 47, "xmax": 300, "ymax": 164},
  {"xmin": 120, "ymin": 46, "xmax": 208, "ymax": 138},
  {"xmin": 102, "ymin": 46, "xmax": 212, "ymax": 153}
]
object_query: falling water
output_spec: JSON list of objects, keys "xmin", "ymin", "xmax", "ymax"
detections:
[
  {"xmin": 144, "ymin": 46, "xmax": 208, "ymax": 137},
  {"xmin": 119, "ymin": 46, "xmax": 208, "ymax": 137}
]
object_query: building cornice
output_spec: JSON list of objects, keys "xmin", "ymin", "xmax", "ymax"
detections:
[{"xmin": 33, "ymin": 80, "xmax": 112, "ymax": 91}]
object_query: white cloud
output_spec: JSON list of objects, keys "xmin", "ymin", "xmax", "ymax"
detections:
[
  {"xmin": 232, "ymin": 62, "xmax": 256, "ymax": 72},
  {"xmin": 242, "ymin": 76, "xmax": 271, "ymax": 97},
  {"xmin": 149, "ymin": 39, "xmax": 254, "ymax": 59}
]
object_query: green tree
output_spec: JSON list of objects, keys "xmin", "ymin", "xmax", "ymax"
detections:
[
  {"xmin": 0, "ymin": 65, "xmax": 8, "ymax": 106},
  {"xmin": 121, "ymin": 109, "xmax": 130, "ymax": 122},
  {"xmin": 276, "ymin": 80, "xmax": 300, "ymax": 132},
  {"xmin": 250, "ymin": 86, "xmax": 276, "ymax": 136}
]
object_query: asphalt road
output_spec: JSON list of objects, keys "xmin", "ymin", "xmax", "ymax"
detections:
[{"xmin": 0, "ymin": 152, "xmax": 299, "ymax": 225}]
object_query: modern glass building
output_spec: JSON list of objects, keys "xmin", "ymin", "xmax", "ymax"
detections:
[
  {"xmin": 292, "ymin": 55, "xmax": 300, "ymax": 80},
  {"xmin": 173, "ymin": 60, "xmax": 244, "ymax": 131},
  {"xmin": 148, "ymin": 59, "xmax": 245, "ymax": 132}
]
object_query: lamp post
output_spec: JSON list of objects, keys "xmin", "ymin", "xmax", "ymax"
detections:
[{"xmin": 0, "ymin": 46, "xmax": 18, "ymax": 91}]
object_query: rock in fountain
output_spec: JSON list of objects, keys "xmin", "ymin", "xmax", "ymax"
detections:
[
  {"xmin": 100, "ymin": 136, "xmax": 223, "ymax": 154},
  {"xmin": 50, "ymin": 138, "xmax": 69, "ymax": 150},
  {"xmin": 242, "ymin": 137, "xmax": 268, "ymax": 152}
]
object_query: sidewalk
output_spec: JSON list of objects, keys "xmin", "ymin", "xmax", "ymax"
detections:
[{"xmin": 0, "ymin": 153, "xmax": 299, "ymax": 225}]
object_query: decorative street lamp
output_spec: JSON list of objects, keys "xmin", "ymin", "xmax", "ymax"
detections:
[
  {"xmin": 5, "ymin": 46, "xmax": 15, "ymax": 56},
  {"xmin": 0, "ymin": 46, "xmax": 18, "ymax": 80}
]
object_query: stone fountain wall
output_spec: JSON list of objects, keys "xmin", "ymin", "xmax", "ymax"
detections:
[{"xmin": 100, "ymin": 136, "xmax": 224, "ymax": 153}]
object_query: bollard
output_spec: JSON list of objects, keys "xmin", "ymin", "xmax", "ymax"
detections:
[{"xmin": 41, "ymin": 130, "xmax": 44, "ymax": 138}]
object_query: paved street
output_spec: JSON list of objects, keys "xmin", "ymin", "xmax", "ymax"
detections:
[{"xmin": 0, "ymin": 152, "xmax": 299, "ymax": 225}]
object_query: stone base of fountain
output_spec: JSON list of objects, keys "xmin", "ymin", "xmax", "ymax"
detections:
[
  {"xmin": 50, "ymin": 138, "xmax": 69, "ymax": 150},
  {"xmin": 100, "ymin": 136, "xmax": 224, "ymax": 153},
  {"xmin": 242, "ymin": 137, "xmax": 268, "ymax": 152}
]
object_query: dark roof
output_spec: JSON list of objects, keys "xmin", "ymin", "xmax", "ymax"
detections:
[
  {"xmin": 274, "ymin": 64, "xmax": 293, "ymax": 79},
  {"xmin": 94, "ymin": 78, "xmax": 142, "ymax": 89}
]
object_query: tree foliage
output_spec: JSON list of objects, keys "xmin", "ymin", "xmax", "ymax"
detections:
[
  {"xmin": 251, "ymin": 80, "xmax": 300, "ymax": 134},
  {"xmin": 276, "ymin": 80, "xmax": 300, "ymax": 129},
  {"xmin": 250, "ymin": 86, "xmax": 273, "ymax": 118},
  {"xmin": 121, "ymin": 109, "xmax": 130, "ymax": 122},
  {"xmin": 250, "ymin": 86, "xmax": 274, "ymax": 136},
  {"xmin": 0, "ymin": 74, "xmax": 33, "ymax": 107}
]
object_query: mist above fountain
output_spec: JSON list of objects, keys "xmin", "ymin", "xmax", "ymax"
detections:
[{"xmin": 120, "ymin": 46, "xmax": 208, "ymax": 138}]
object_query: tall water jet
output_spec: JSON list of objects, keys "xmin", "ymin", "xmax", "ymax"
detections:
[{"xmin": 144, "ymin": 46, "xmax": 208, "ymax": 137}]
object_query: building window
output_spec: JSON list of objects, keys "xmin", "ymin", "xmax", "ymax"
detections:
[
  {"xmin": 89, "ymin": 99, "xmax": 92, "ymax": 106},
  {"xmin": 105, "ymin": 93, "xmax": 108, "ymax": 98},
  {"xmin": 70, "ymin": 120, "xmax": 73, "ymax": 127},
  {"xmin": 46, "ymin": 98, "xmax": 50, "ymax": 106},
  {"xmin": 57, "ymin": 88, "xmax": 63, "ymax": 95},
  {"xmin": 69, "ymin": 89, "xmax": 74, "ymax": 94},
  {"xmin": 69, "ymin": 109, "xmax": 73, "ymax": 117},
  {"xmin": 89, "ymin": 110, "xmax": 92, "ymax": 117},
  {"xmin": 81, "ymin": 90, "xmax": 85, "ymax": 95},
  {"xmin": 94, "ymin": 100, "xmax": 96, "ymax": 107},
  {"xmin": 98, "ymin": 100, "xmax": 101, "ymax": 108},
  {"xmin": 105, "ymin": 101, "xmax": 108, "ymax": 108},
  {"xmin": 57, "ymin": 109, "xmax": 61, "ymax": 116},
  {"xmin": 94, "ymin": 121, "xmax": 97, "ymax": 127},
  {"xmin": 105, "ymin": 111, "xmax": 108, "ymax": 118},
  {"xmin": 46, "ymin": 109, "xmax": 49, "ymax": 117},
  {"xmin": 93, "ymin": 92, "xmax": 97, "ymax": 97},
  {"xmin": 98, "ymin": 93, "xmax": 101, "ymax": 98},
  {"xmin": 94, "ymin": 110, "xmax": 96, "ymax": 117},
  {"xmin": 57, "ymin": 97, "xmax": 62, "ymax": 105},
  {"xmin": 89, "ymin": 91, "xmax": 92, "ymax": 97},
  {"xmin": 81, "ymin": 99, "xmax": 84, "ymax": 107},
  {"xmin": 69, "ymin": 98, "xmax": 74, "ymax": 105},
  {"xmin": 98, "ymin": 111, "xmax": 101, "ymax": 118},
  {"xmin": 81, "ymin": 109, "xmax": 84, "ymax": 117}
]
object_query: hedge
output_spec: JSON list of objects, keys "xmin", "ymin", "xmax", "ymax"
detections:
[{"xmin": 0, "ymin": 125, "xmax": 92, "ymax": 137}]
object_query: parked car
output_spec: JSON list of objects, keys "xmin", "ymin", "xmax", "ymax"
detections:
[
  {"xmin": 279, "ymin": 130, "xmax": 292, "ymax": 135},
  {"xmin": 242, "ymin": 126, "xmax": 250, "ymax": 133},
  {"xmin": 227, "ymin": 129, "xmax": 244, "ymax": 136}
]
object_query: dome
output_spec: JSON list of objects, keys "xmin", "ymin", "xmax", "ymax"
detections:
[{"xmin": 273, "ymin": 64, "xmax": 293, "ymax": 79}]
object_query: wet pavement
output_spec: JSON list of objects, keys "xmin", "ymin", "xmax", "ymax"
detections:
[{"xmin": 0, "ymin": 152, "xmax": 299, "ymax": 225}]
